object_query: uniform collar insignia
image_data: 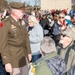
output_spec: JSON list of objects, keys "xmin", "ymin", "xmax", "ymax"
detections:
[{"xmin": 11, "ymin": 25, "xmax": 16, "ymax": 29}]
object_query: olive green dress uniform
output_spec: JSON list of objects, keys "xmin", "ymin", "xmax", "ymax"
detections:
[
  {"xmin": 57, "ymin": 41, "xmax": 75, "ymax": 71},
  {"xmin": 0, "ymin": 15, "xmax": 31, "ymax": 68}
]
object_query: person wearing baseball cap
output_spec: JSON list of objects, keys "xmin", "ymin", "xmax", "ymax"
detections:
[{"xmin": 57, "ymin": 27, "xmax": 75, "ymax": 74}]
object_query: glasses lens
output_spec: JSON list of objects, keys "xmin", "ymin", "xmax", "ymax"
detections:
[{"xmin": 59, "ymin": 16, "xmax": 64, "ymax": 19}]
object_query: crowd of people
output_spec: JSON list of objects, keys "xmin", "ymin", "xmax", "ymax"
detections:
[{"xmin": 0, "ymin": 1, "xmax": 75, "ymax": 75}]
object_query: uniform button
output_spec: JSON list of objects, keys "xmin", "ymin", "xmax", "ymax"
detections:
[
  {"xmin": 3, "ymin": 56, "xmax": 6, "ymax": 58},
  {"xmin": 11, "ymin": 49, "xmax": 13, "ymax": 51},
  {"xmin": 15, "ymin": 34, "xmax": 17, "ymax": 36}
]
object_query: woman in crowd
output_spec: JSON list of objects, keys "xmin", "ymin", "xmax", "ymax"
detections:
[
  {"xmin": 58, "ymin": 12, "xmax": 67, "ymax": 31},
  {"xmin": 28, "ymin": 15, "xmax": 43, "ymax": 62}
]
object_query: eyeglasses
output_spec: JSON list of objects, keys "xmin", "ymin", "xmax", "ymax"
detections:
[
  {"xmin": 61, "ymin": 34, "xmax": 66, "ymax": 37},
  {"xmin": 28, "ymin": 21, "xmax": 34, "ymax": 24},
  {"xmin": 28, "ymin": 21, "xmax": 32, "ymax": 23},
  {"xmin": 59, "ymin": 16, "xmax": 64, "ymax": 19}
]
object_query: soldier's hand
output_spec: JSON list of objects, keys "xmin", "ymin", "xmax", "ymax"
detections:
[
  {"xmin": 28, "ymin": 54, "xmax": 32, "ymax": 62},
  {"xmin": 5, "ymin": 63, "xmax": 12, "ymax": 73},
  {"xmin": 28, "ymin": 31, "xmax": 31, "ymax": 35}
]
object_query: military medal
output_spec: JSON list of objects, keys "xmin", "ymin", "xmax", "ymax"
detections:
[{"xmin": 11, "ymin": 25, "xmax": 16, "ymax": 29}]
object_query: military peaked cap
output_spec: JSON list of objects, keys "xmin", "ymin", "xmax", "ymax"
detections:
[
  {"xmin": 62, "ymin": 27, "xmax": 75, "ymax": 40},
  {"xmin": 9, "ymin": 2, "xmax": 25, "ymax": 10}
]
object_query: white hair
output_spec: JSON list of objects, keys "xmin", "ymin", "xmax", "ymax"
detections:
[
  {"xmin": 11, "ymin": 8, "xmax": 19, "ymax": 12},
  {"xmin": 31, "ymin": 11, "xmax": 35, "ymax": 16},
  {"xmin": 28, "ymin": 15, "xmax": 39, "ymax": 24},
  {"xmin": 10, "ymin": 8, "xmax": 17, "ymax": 14},
  {"xmin": 40, "ymin": 37, "xmax": 56, "ymax": 55}
]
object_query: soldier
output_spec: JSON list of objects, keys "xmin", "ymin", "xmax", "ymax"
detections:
[
  {"xmin": 0, "ymin": 2, "xmax": 32, "ymax": 75},
  {"xmin": 57, "ymin": 27, "xmax": 75, "ymax": 75}
]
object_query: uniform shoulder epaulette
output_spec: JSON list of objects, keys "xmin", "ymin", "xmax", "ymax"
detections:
[
  {"xmin": 0, "ymin": 16, "xmax": 10, "ymax": 27},
  {"xmin": 2, "ymin": 16, "xmax": 10, "ymax": 22}
]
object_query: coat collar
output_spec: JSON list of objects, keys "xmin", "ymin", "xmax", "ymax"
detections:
[{"xmin": 8, "ymin": 15, "xmax": 19, "ymax": 26}]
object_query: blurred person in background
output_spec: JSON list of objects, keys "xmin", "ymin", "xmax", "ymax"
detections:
[
  {"xmin": 51, "ymin": 11, "xmax": 61, "ymax": 46},
  {"xmin": 39, "ymin": 14, "xmax": 50, "ymax": 36},
  {"xmin": 58, "ymin": 12, "xmax": 67, "ymax": 31},
  {"xmin": 69, "ymin": 6, "xmax": 75, "ymax": 17},
  {"xmin": 71, "ymin": 16, "xmax": 75, "ymax": 27},
  {"xmin": 52, "ymin": 12, "xmax": 67, "ymax": 46}
]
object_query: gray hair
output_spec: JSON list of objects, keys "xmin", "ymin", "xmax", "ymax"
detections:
[
  {"xmin": 10, "ymin": 8, "xmax": 18, "ymax": 12},
  {"xmin": 28, "ymin": 15, "xmax": 39, "ymax": 24},
  {"xmin": 40, "ymin": 37, "xmax": 56, "ymax": 54}
]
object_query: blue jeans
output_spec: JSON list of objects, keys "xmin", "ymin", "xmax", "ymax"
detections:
[
  {"xmin": 0, "ymin": 56, "xmax": 6, "ymax": 75},
  {"xmin": 32, "ymin": 54, "xmax": 41, "ymax": 62}
]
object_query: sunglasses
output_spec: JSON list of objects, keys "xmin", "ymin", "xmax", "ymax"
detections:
[
  {"xmin": 61, "ymin": 34, "xmax": 66, "ymax": 37},
  {"xmin": 59, "ymin": 16, "xmax": 64, "ymax": 19}
]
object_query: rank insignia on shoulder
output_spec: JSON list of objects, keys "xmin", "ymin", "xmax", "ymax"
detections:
[
  {"xmin": 0, "ymin": 22, "xmax": 4, "ymax": 27},
  {"xmin": 11, "ymin": 25, "xmax": 16, "ymax": 29}
]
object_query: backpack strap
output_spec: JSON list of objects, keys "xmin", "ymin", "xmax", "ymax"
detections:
[{"xmin": 64, "ymin": 41, "xmax": 75, "ymax": 65}]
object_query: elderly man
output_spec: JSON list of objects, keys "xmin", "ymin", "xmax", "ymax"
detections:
[
  {"xmin": 0, "ymin": 2, "xmax": 31, "ymax": 75},
  {"xmin": 29, "ymin": 37, "xmax": 66, "ymax": 75},
  {"xmin": 57, "ymin": 27, "xmax": 75, "ymax": 75}
]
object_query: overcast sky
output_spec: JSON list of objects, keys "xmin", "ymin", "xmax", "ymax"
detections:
[{"xmin": 7, "ymin": 0, "xmax": 40, "ymax": 6}]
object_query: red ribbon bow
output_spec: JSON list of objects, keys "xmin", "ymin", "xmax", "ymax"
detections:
[{"xmin": 0, "ymin": 22, "xmax": 4, "ymax": 27}]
